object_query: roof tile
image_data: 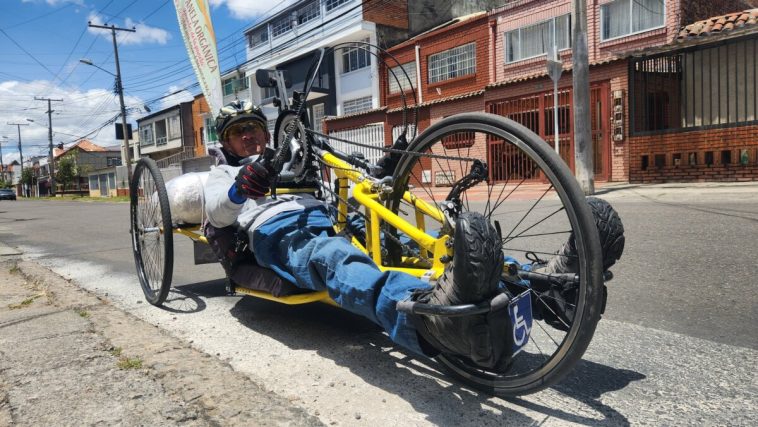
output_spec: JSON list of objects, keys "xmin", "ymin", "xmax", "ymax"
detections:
[{"xmin": 678, "ymin": 8, "xmax": 758, "ymax": 41}]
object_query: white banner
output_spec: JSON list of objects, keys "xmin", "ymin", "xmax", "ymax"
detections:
[{"xmin": 174, "ymin": 0, "xmax": 223, "ymax": 115}]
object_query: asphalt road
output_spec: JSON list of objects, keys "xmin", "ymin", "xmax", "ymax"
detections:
[{"xmin": 0, "ymin": 186, "xmax": 756, "ymax": 425}]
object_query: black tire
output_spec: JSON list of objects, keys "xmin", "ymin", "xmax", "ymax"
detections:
[
  {"xmin": 389, "ymin": 113, "xmax": 604, "ymax": 396},
  {"xmin": 130, "ymin": 158, "xmax": 173, "ymax": 306}
]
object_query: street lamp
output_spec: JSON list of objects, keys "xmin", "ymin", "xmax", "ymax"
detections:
[{"xmin": 79, "ymin": 57, "xmax": 132, "ymax": 179}]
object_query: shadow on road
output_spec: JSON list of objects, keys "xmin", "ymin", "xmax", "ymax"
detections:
[{"xmin": 206, "ymin": 292, "xmax": 645, "ymax": 426}]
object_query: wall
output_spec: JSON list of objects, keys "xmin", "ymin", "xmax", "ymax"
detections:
[
  {"xmin": 191, "ymin": 95, "xmax": 210, "ymax": 157},
  {"xmin": 629, "ymin": 124, "xmax": 758, "ymax": 182}
]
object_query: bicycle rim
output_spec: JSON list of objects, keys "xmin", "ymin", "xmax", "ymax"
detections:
[
  {"xmin": 389, "ymin": 113, "xmax": 604, "ymax": 396},
  {"xmin": 130, "ymin": 158, "xmax": 173, "ymax": 306}
]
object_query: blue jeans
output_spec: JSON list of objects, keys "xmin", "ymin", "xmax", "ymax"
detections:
[{"xmin": 251, "ymin": 206, "xmax": 431, "ymax": 356}]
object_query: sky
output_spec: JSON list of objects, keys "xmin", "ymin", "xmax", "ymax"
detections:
[{"xmin": 0, "ymin": 0, "xmax": 298, "ymax": 165}]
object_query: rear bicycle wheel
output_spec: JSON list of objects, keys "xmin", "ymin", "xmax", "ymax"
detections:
[
  {"xmin": 130, "ymin": 158, "xmax": 173, "ymax": 306},
  {"xmin": 389, "ymin": 113, "xmax": 604, "ymax": 396}
]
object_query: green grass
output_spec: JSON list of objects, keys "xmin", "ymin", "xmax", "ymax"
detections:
[
  {"xmin": 8, "ymin": 264, "xmax": 20, "ymax": 274},
  {"xmin": 8, "ymin": 295, "xmax": 40, "ymax": 309},
  {"xmin": 109, "ymin": 347, "xmax": 123, "ymax": 357},
  {"xmin": 75, "ymin": 309, "xmax": 90, "ymax": 318},
  {"xmin": 117, "ymin": 356, "xmax": 143, "ymax": 370}
]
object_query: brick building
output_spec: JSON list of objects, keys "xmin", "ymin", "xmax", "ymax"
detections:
[
  {"xmin": 627, "ymin": 8, "xmax": 758, "ymax": 182},
  {"xmin": 325, "ymin": 0, "xmax": 755, "ymax": 184}
]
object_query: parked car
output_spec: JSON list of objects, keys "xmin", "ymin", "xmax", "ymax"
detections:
[{"xmin": 0, "ymin": 189, "xmax": 17, "ymax": 200}]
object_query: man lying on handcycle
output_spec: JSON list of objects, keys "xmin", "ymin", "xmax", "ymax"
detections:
[{"xmin": 204, "ymin": 100, "xmax": 625, "ymax": 369}]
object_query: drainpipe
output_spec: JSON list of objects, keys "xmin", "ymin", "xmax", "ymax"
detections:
[
  {"xmin": 490, "ymin": 20, "xmax": 497, "ymax": 82},
  {"xmin": 415, "ymin": 43, "xmax": 422, "ymax": 104}
]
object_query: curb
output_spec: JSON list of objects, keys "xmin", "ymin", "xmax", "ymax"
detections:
[{"xmin": 4, "ymin": 260, "xmax": 323, "ymax": 426}]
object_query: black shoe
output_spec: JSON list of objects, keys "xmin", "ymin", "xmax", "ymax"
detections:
[
  {"xmin": 534, "ymin": 197, "xmax": 625, "ymax": 330},
  {"xmin": 539, "ymin": 197, "xmax": 625, "ymax": 275},
  {"xmin": 415, "ymin": 212, "xmax": 508, "ymax": 369}
]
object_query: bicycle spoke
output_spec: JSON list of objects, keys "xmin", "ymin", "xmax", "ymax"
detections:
[
  {"xmin": 504, "ymin": 184, "xmax": 554, "ymax": 242},
  {"xmin": 503, "ymin": 206, "xmax": 566, "ymax": 243}
]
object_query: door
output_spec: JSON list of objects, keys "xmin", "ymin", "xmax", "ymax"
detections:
[{"xmin": 590, "ymin": 83, "xmax": 610, "ymax": 181}]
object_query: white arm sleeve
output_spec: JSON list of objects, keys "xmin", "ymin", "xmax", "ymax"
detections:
[{"xmin": 203, "ymin": 165, "xmax": 244, "ymax": 228}]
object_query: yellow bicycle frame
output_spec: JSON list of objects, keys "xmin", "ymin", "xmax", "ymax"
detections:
[{"xmin": 173, "ymin": 152, "xmax": 452, "ymax": 306}]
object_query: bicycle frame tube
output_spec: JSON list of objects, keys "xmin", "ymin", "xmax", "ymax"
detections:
[{"xmin": 319, "ymin": 151, "xmax": 451, "ymax": 276}]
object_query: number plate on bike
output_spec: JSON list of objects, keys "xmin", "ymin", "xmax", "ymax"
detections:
[{"xmin": 508, "ymin": 290, "xmax": 533, "ymax": 356}]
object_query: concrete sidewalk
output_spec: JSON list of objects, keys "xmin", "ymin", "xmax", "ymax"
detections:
[{"xmin": 0, "ymin": 258, "xmax": 321, "ymax": 426}]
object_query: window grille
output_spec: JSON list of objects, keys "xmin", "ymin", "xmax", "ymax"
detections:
[
  {"xmin": 328, "ymin": 123, "xmax": 385, "ymax": 164},
  {"xmin": 223, "ymin": 76, "xmax": 249, "ymax": 96},
  {"xmin": 388, "ymin": 61, "xmax": 417, "ymax": 94},
  {"xmin": 311, "ymin": 104, "xmax": 325, "ymax": 132},
  {"xmin": 140, "ymin": 124, "xmax": 153, "ymax": 146},
  {"xmin": 271, "ymin": 14, "xmax": 293, "ymax": 38},
  {"xmin": 343, "ymin": 96, "xmax": 373, "ymax": 115},
  {"xmin": 428, "ymin": 43, "xmax": 476, "ymax": 84},
  {"xmin": 601, "ymin": 0, "xmax": 664, "ymax": 41},
  {"xmin": 155, "ymin": 119, "xmax": 168, "ymax": 146},
  {"xmin": 249, "ymin": 27, "xmax": 268, "ymax": 48},
  {"xmin": 168, "ymin": 115, "xmax": 181, "ymax": 139},
  {"xmin": 298, "ymin": 1, "xmax": 320, "ymax": 25},
  {"xmin": 326, "ymin": 0, "xmax": 351, "ymax": 12},
  {"xmin": 505, "ymin": 15, "xmax": 571, "ymax": 63},
  {"xmin": 630, "ymin": 37, "xmax": 757, "ymax": 134}
]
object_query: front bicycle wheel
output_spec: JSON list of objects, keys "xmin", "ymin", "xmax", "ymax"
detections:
[
  {"xmin": 389, "ymin": 113, "xmax": 604, "ymax": 396},
  {"xmin": 130, "ymin": 158, "xmax": 173, "ymax": 306}
]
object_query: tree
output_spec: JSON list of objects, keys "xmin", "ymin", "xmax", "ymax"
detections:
[
  {"xmin": 21, "ymin": 167, "xmax": 35, "ymax": 187},
  {"xmin": 56, "ymin": 154, "xmax": 77, "ymax": 192}
]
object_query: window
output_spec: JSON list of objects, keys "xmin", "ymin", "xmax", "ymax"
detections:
[
  {"xmin": 271, "ymin": 13, "xmax": 293, "ymax": 38},
  {"xmin": 223, "ymin": 76, "xmax": 249, "ymax": 96},
  {"xmin": 203, "ymin": 117, "xmax": 217, "ymax": 144},
  {"xmin": 601, "ymin": 0, "xmax": 664, "ymax": 41},
  {"xmin": 506, "ymin": 15, "xmax": 571, "ymax": 63},
  {"xmin": 249, "ymin": 27, "xmax": 268, "ymax": 48},
  {"xmin": 311, "ymin": 103, "xmax": 325, "ymax": 132},
  {"xmin": 89, "ymin": 175, "xmax": 99, "ymax": 190},
  {"xmin": 298, "ymin": 1, "xmax": 320, "ymax": 25},
  {"xmin": 106, "ymin": 157, "xmax": 121, "ymax": 166},
  {"xmin": 108, "ymin": 172, "xmax": 115, "ymax": 189},
  {"xmin": 326, "ymin": 0, "xmax": 350, "ymax": 12},
  {"xmin": 155, "ymin": 119, "xmax": 168, "ymax": 145},
  {"xmin": 343, "ymin": 96, "xmax": 373, "ymax": 115},
  {"xmin": 342, "ymin": 39, "xmax": 371, "ymax": 74},
  {"xmin": 168, "ymin": 115, "xmax": 181, "ymax": 139},
  {"xmin": 428, "ymin": 42, "xmax": 476, "ymax": 84},
  {"xmin": 140, "ymin": 124, "xmax": 153, "ymax": 146},
  {"xmin": 388, "ymin": 61, "xmax": 417, "ymax": 94}
]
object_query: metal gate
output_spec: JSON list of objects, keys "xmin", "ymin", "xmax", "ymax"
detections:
[{"xmin": 487, "ymin": 84, "xmax": 609, "ymax": 182}]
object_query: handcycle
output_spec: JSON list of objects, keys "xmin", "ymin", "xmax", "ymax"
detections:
[{"xmin": 130, "ymin": 44, "xmax": 610, "ymax": 397}]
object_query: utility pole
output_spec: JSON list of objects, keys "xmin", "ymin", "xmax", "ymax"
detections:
[
  {"xmin": 0, "ymin": 137, "xmax": 5, "ymax": 182},
  {"xmin": 34, "ymin": 97, "xmax": 63, "ymax": 196},
  {"xmin": 87, "ymin": 22, "xmax": 135, "ymax": 179},
  {"xmin": 572, "ymin": 0, "xmax": 594, "ymax": 194},
  {"xmin": 7, "ymin": 122, "xmax": 29, "ymax": 196}
]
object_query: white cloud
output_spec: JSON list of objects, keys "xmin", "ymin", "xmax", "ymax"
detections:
[
  {"xmin": 87, "ymin": 12, "xmax": 171, "ymax": 46},
  {"xmin": 0, "ymin": 79, "xmax": 145, "ymax": 165},
  {"xmin": 209, "ymin": 0, "xmax": 298, "ymax": 20},
  {"xmin": 158, "ymin": 85, "xmax": 195, "ymax": 111}
]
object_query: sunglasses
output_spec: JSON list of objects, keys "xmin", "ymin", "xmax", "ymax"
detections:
[{"xmin": 226, "ymin": 122, "xmax": 265, "ymax": 138}]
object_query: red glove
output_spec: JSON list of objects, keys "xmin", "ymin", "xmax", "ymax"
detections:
[{"xmin": 234, "ymin": 161, "xmax": 271, "ymax": 199}]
